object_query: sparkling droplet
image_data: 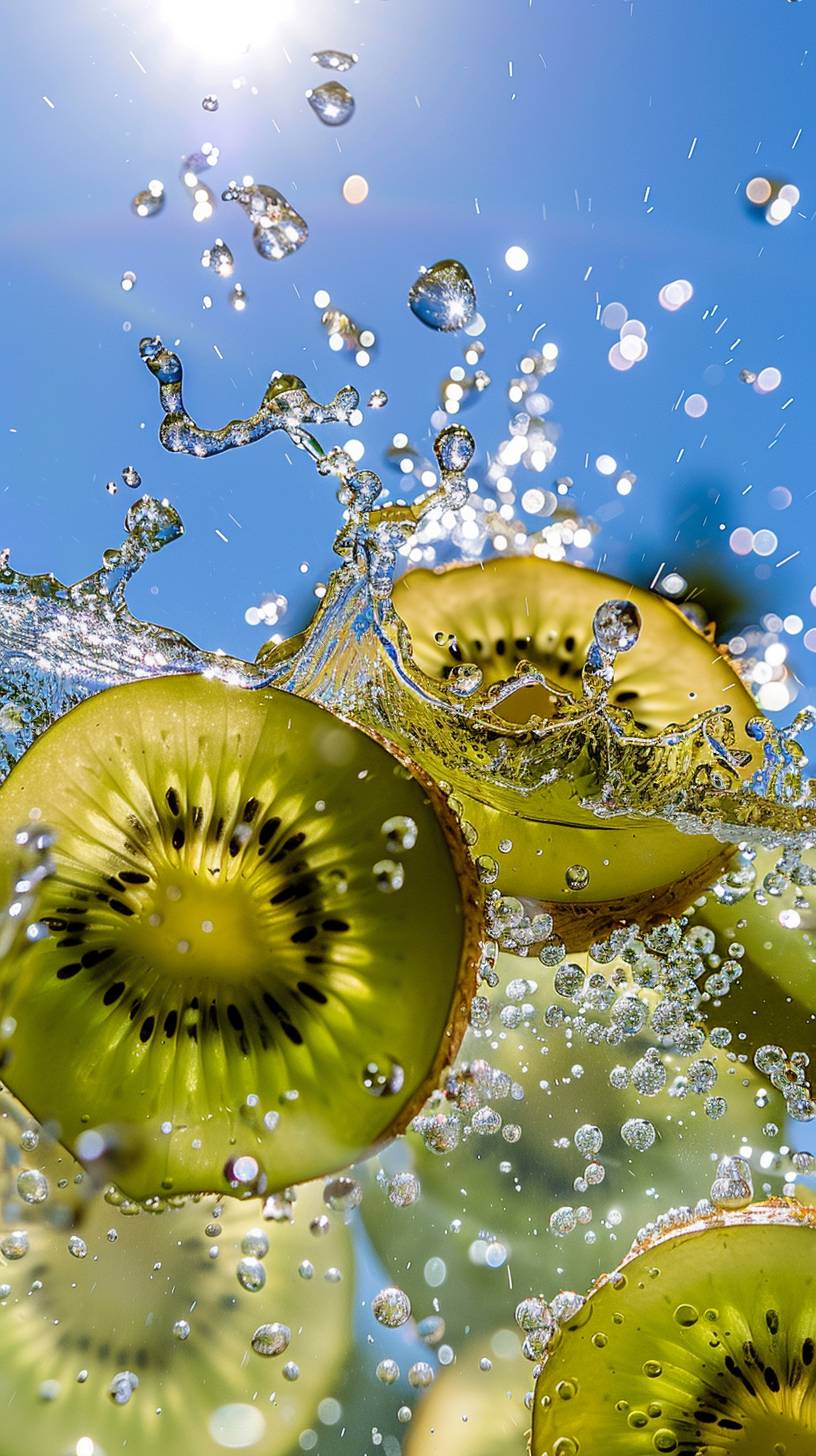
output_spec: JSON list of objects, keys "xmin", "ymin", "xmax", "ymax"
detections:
[
  {"xmin": 121, "ymin": 465, "xmax": 141, "ymax": 490},
  {"xmin": 620, "ymin": 1117, "xmax": 656, "ymax": 1151},
  {"xmin": 565, "ymin": 863, "xmax": 590, "ymax": 892},
  {"xmin": 120, "ymin": 270, "xmax": 136, "ymax": 292},
  {"xmin": 593, "ymin": 599, "xmax": 642, "ymax": 654},
  {"xmin": 109, "ymin": 1371, "xmax": 139, "ymax": 1405},
  {"xmin": 323, "ymin": 1176, "xmax": 363, "ymax": 1212},
  {"xmin": 408, "ymin": 260, "xmax": 477, "ymax": 332},
  {"xmin": 311, "ymin": 49, "xmax": 357, "ymax": 71},
  {"xmin": 381, "ymin": 815, "xmax": 418, "ymax": 852},
  {"xmin": 0, "ymin": 1230, "xmax": 29, "ymax": 1260},
  {"xmin": 202, "ymin": 94, "xmax": 219, "ymax": 112},
  {"xmin": 229, "ymin": 282, "xmax": 248, "ymax": 311},
  {"xmin": 371, "ymin": 1286, "xmax": 412, "ymax": 1328},
  {"xmin": 376, "ymin": 1358, "xmax": 400, "ymax": 1385},
  {"xmin": 16, "ymin": 1169, "xmax": 48, "ymax": 1204},
  {"xmin": 67, "ymin": 1235, "xmax": 87, "ymax": 1259},
  {"xmin": 362, "ymin": 1056, "xmax": 405, "ymax": 1097},
  {"xmin": 306, "ymin": 81, "xmax": 355, "ymax": 126},
  {"xmin": 240, "ymin": 1228, "xmax": 269, "ymax": 1258},
  {"xmin": 222, "ymin": 182, "xmax": 308, "ymax": 262},
  {"xmin": 201, "ymin": 239, "xmax": 234, "ymax": 277},
  {"xmin": 131, "ymin": 180, "xmax": 164, "ymax": 218},
  {"xmin": 710, "ymin": 1155, "xmax": 753, "ymax": 1210},
  {"xmin": 236, "ymin": 1257, "xmax": 266, "ymax": 1292},
  {"xmin": 173, "ymin": 1319, "xmax": 191, "ymax": 1340},
  {"xmin": 251, "ymin": 1322, "xmax": 291, "ymax": 1357}
]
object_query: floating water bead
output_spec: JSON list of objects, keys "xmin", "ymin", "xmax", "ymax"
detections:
[
  {"xmin": 131, "ymin": 180, "xmax": 164, "ymax": 218},
  {"xmin": 0, "ymin": 1230, "xmax": 29, "ymax": 1260},
  {"xmin": 16, "ymin": 1169, "xmax": 48, "ymax": 1204},
  {"xmin": 376, "ymin": 1359, "xmax": 400, "ymax": 1385},
  {"xmin": 251, "ymin": 1322, "xmax": 291, "ymax": 1357},
  {"xmin": 202, "ymin": 94, "xmax": 219, "ymax": 111},
  {"xmin": 371, "ymin": 1286, "xmax": 412, "ymax": 1328},
  {"xmin": 323, "ymin": 1176, "xmax": 363, "ymax": 1212},
  {"xmin": 236, "ymin": 1257, "xmax": 266, "ymax": 1292},
  {"xmin": 710, "ymin": 1154, "xmax": 753, "ymax": 1210},
  {"xmin": 311, "ymin": 49, "xmax": 357, "ymax": 71},
  {"xmin": 306, "ymin": 81, "xmax": 355, "ymax": 126},
  {"xmin": 620, "ymin": 1118, "xmax": 656, "ymax": 1151},
  {"xmin": 408, "ymin": 260, "xmax": 477, "ymax": 332}
]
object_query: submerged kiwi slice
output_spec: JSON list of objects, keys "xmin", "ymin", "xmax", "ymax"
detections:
[
  {"xmin": 0, "ymin": 1124, "xmax": 352, "ymax": 1456},
  {"xmin": 0, "ymin": 676, "xmax": 480, "ymax": 1199},
  {"xmin": 690, "ymin": 847, "xmax": 816, "ymax": 1059},
  {"xmin": 531, "ymin": 1198, "xmax": 816, "ymax": 1454},
  {"xmin": 393, "ymin": 557, "xmax": 757, "ymax": 946}
]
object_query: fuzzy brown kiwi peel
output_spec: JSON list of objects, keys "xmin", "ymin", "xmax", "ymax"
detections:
[
  {"xmin": 0, "ymin": 676, "xmax": 481, "ymax": 1200},
  {"xmin": 531, "ymin": 1198, "xmax": 816, "ymax": 1455},
  {"xmin": 0, "ymin": 1105, "xmax": 353, "ymax": 1456},
  {"xmin": 392, "ymin": 557, "xmax": 758, "ymax": 949}
]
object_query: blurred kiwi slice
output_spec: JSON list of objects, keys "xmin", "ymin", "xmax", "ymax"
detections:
[
  {"xmin": 689, "ymin": 847, "xmax": 816, "ymax": 1057},
  {"xmin": 0, "ymin": 676, "xmax": 481, "ymax": 1199},
  {"xmin": 393, "ymin": 557, "xmax": 757, "ymax": 946},
  {"xmin": 405, "ymin": 1335, "xmax": 530, "ymax": 1456},
  {"xmin": 531, "ymin": 1198, "xmax": 816, "ymax": 1454},
  {"xmin": 361, "ymin": 951, "xmax": 775, "ymax": 1345},
  {"xmin": 0, "ymin": 1122, "xmax": 352, "ymax": 1456}
]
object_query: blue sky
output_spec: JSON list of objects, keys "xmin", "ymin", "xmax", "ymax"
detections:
[{"xmin": 2, "ymin": 0, "xmax": 814, "ymax": 701}]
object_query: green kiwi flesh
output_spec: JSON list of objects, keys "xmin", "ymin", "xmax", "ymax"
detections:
[
  {"xmin": 532, "ymin": 1200, "xmax": 816, "ymax": 1454},
  {"xmin": 0, "ymin": 676, "xmax": 480, "ymax": 1199},
  {"xmin": 0, "ymin": 1119, "xmax": 352, "ymax": 1456},
  {"xmin": 393, "ymin": 557, "xmax": 758, "ymax": 945}
]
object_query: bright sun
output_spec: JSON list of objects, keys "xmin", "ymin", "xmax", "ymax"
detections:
[{"xmin": 158, "ymin": 0, "xmax": 291, "ymax": 61}]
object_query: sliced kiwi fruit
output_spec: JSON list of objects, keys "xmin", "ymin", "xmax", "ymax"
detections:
[
  {"xmin": 392, "ymin": 557, "xmax": 757, "ymax": 947},
  {"xmin": 361, "ymin": 951, "xmax": 774, "ymax": 1346},
  {"xmin": 689, "ymin": 847, "xmax": 816, "ymax": 1058},
  {"xmin": 0, "ymin": 676, "xmax": 481, "ymax": 1199},
  {"xmin": 404, "ymin": 1335, "xmax": 530, "ymax": 1456},
  {"xmin": 0, "ymin": 1120, "xmax": 352, "ymax": 1456},
  {"xmin": 531, "ymin": 1198, "xmax": 816, "ymax": 1454}
]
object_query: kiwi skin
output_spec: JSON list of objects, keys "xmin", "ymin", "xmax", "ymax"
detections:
[{"xmin": 0, "ymin": 676, "xmax": 483, "ymax": 1201}]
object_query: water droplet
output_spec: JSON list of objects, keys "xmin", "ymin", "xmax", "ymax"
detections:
[
  {"xmin": 201, "ymin": 239, "xmax": 234, "ymax": 277},
  {"xmin": 202, "ymin": 94, "xmax": 219, "ymax": 111},
  {"xmin": 236, "ymin": 1256, "xmax": 266, "ymax": 1292},
  {"xmin": 371, "ymin": 1286, "xmax": 412, "ymax": 1328},
  {"xmin": 376, "ymin": 1358, "xmax": 400, "ymax": 1384},
  {"xmin": 67, "ymin": 1235, "xmax": 87, "ymax": 1259},
  {"xmin": 362, "ymin": 1056, "xmax": 405, "ymax": 1097},
  {"xmin": 408, "ymin": 1361, "xmax": 434, "ymax": 1389},
  {"xmin": 311, "ymin": 49, "xmax": 357, "ymax": 72},
  {"xmin": 0, "ymin": 1230, "xmax": 29, "ymax": 1260},
  {"xmin": 251, "ymin": 1321, "xmax": 291, "ymax": 1356},
  {"xmin": 574, "ymin": 1124, "xmax": 603, "ymax": 1155},
  {"xmin": 372, "ymin": 858, "xmax": 404, "ymax": 892},
  {"xmin": 222, "ymin": 182, "xmax": 308, "ymax": 262},
  {"xmin": 408, "ymin": 260, "xmax": 477, "ymax": 332},
  {"xmin": 565, "ymin": 863, "xmax": 590, "ymax": 892},
  {"xmin": 710, "ymin": 1155, "xmax": 753, "ymax": 1210},
  {"xmin": 120, "ymin": 270, "xmax": 136, "ymax": 293},
  {"xmin": 381, "ymin": 815, "xmax": 418, "ymax": 852},
  {"xmin": 367, "ymin": 388, "xmax": 388, "ymax": 409},
  {"xmin": 386, "ymin": 1172, "xmax": 420, "ymax": 1207},
  {"xmin": 323, "ymin": 1175, "xmax": 363, "ymax": 1212},
  {"xmin": 16, "ymin": 1168, "xmax": 48, "ymax": 1204},
  {"xmin": 240, "ymin": 1228, "xmax": 269, "ymax": 1258},
  {"xmin": 306, "ymin": 81, "xmax": 355, "ymax": 126},
  {"xmin": 620, "ymin": 1118, "xmax": 656, "ymax": 1151},
  {"xmin": 593, "ymin": 599, "xmax": 642, "ymax": 654},
  {"xmin": 121, "ymin": 465, "xmax": 141, "ymax": 490},
  {"xmin": 433, "ymin": 422, "xmax": 476, "ymax": 473},
  {"xmin": 229, "ymin": 282, "xmax": 247, "ymax": 311},
  {"xmin": 131, "ymin": 180, "xmax": 164, "ymax": 218},
  {"xmin": 109, "ymin": 1370, "xmax": 139, "ymax": 1405}
]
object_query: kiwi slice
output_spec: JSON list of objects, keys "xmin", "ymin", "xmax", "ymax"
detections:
[
  {"xmin": 531, "ymin": 1198, "xmax": 816, "ymax": 1454},
  {"xmin": 690, "ymin": 847, "xmax": 816, "ymax": 1060},
  {"xmin": 393, "ymin": 557, "xmax": 757, "ymax": 947},
  {"xmin": 404, "ymin": 1336, "xmax": 530, "ymax": 1456},
  {"xmin": 362, "ymin": 952, "xmax": 774, "ymax": 1346},
  {"xmin": 0, "ymin": 1122, "xmax": 352, "ymax": 1456},
  {"xmin": 0, "ymin": 676, "xmax": 480, "ymax": 1199}
]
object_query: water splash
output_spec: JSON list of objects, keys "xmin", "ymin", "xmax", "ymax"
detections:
[
  {"xmin": 221, "ymin": 181, "xmax": 308, "ymax": 261},
  {"xmin": 0, "ymin": 494, "xmax": 255, "ymax": 778},
  {"xmin": 134, "ymin": 341, "xmax": 814, "ymax": 860}
]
